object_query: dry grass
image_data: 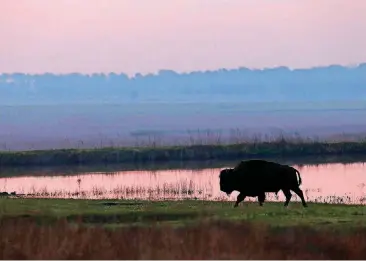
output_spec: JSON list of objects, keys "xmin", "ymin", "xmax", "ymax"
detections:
[{"xmin": 1, "ymin": 218, "xmax": 366, "ymax": 259}]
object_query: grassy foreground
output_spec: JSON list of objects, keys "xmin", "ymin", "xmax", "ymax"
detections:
[
  {"xmin": 2, "ymin": 138, "xmax": 366, "ymax": 167},
  {"xmin": 1, "ymin": 198, "xmax": 366, "ymax": 259},
  {"xmin": 1, "ymin": 198, "xmax": 366, "ymax": 227}
]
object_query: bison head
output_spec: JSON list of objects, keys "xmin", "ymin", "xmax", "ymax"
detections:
[{"xmin": 219, "ymin": 168, "xmax": 236, "ymax": 196}]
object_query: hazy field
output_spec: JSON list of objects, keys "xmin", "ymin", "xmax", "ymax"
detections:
[{"xmin": 2, "ymin": 102, "xmax": 366, "ymax": 150}]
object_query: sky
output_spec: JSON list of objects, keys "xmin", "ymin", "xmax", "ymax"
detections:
[{"xmin": 1, "ymin": 0, "xmax": 366, "ymax": 76}]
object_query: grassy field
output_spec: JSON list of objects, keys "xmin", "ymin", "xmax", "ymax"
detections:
[
  {"xmin": 1, "ymin": 198, "xmax": 366, "ymax": 259},
  {"xmin": 1, "ymin": 198, "xmax": 365, "ymax": 227},
  {"xmin": 1, "ymin": 136, "xmax": 366, "ymax": 168}
]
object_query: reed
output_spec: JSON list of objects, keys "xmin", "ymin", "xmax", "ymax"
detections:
[{"xmin": 6, "ymin": 182, "xmax": 366, "ymax": 205}]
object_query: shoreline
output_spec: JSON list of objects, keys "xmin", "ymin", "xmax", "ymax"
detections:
[
  {"xmin": 1, "ymin": 139, "xmax": 366, "ymax": 168},
  {"xmin": 0, "ymin": 198, "xmax": 366, "ymax": 226},
  {"xmin": 1, "ymin": 154, "xmax": 366, "ymax": 178}
]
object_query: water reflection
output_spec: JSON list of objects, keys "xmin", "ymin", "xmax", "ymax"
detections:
[{"xmin": 0, "ymin": 163, "xmax": 365, "ymax": 205}]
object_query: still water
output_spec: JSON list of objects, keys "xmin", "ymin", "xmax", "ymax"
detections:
[{"xmin": 1, "ymin": 163, "xmax": 366, "ymax": 205}]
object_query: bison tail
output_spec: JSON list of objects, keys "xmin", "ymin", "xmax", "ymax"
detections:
[{"xmin": 295, "ymin": 169, "xmax": 302, "ymax": 186}]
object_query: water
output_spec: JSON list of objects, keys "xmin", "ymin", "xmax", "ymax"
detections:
[{"xmin": 1, "ymin": 162, "xmax": 366, "ymax": 205}]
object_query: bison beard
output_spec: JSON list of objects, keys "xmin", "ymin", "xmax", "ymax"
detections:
[{"xmin": 219, "ymin": 159, "xmax": 308, "ymax": 208}]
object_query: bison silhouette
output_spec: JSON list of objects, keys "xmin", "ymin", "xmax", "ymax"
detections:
[{"xmin": 219, "ymin": 159, "xmax": 308, "ymax": 208}]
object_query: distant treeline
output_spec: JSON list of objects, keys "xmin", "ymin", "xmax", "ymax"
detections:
[
  {"xmin": 1, "ymin": 139, "xmax": 366, "ymax": 168},
  {"xmin": 1, "ymin": 64, "xmax": 366, "ymax": 104}
]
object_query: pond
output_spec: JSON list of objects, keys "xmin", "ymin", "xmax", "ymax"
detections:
[{"xmin": 0, "ymin": 162, "xmax": 365, "ymax": 205}]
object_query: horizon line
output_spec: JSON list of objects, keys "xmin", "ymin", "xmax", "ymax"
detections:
[{"xmin": 1, "ymin": 62, "xmax": 366, "ymax": 78}]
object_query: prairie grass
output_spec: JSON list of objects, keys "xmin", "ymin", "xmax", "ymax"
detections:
[
  {"xmin": 1, "ymin": 134, "xmax": 366, "ymax": 167},
  {"xmin": 1, "ymin": 217, "xmax": 366, "ymax": 259}
]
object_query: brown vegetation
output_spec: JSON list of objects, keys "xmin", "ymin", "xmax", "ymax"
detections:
[{"xmin": 1, "ymin": 218, "xmax": 366, "ymax": 259}]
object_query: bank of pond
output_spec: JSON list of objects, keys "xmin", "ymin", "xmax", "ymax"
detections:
[{"xmin": 1, "ymin": 139, "xmax": 366, "ymax": 167}]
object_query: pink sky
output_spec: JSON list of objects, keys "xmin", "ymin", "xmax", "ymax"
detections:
[{"xmin": 1, "ymin": 0, "xmax": 366, "ymax": 75}]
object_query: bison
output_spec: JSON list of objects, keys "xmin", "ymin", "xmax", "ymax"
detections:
[{"xmin": 219, "ymin": 159, "xmax": 308, "ymax": 208}]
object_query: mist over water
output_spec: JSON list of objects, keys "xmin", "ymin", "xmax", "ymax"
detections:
[{"xmin": 2, "ymin": 64, "xmax": 366, "ymax": 151}]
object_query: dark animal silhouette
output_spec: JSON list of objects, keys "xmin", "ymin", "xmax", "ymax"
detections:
[
  {"xmin": 0, "ymin": 191, "xmax": 17, "ymax": 197},
  {"xmin": 219, "ymin": 159, "xmax": 308, "ymax": 208}
]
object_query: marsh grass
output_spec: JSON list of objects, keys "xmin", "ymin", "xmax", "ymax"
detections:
[
  {"xmin": 5, "ymin": 179, "xmax": 365, "ymax": 205},
  {"xmin": 1, "ymin": 217, "xmax": 366, "ymax": 259},
  {"xmin": 18, "ymin": 180, "xmax": 209, "ymax": 200},
  {"xmin": 1, "ymin": 134, "xmax": 366, "ymax": 167}
]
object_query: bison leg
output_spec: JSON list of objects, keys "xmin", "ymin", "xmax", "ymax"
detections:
[
  {"xmin": 258, "ymin": 192, "xmax": 266, "ymax": 206},
  {"xmin": 292, "ymin": 187, "xmax": 308, "ymax": 208},
  {"xmin": 282, "ymin": 189, "xmax": 292, "ymax": 207},
  {"xmin": 234, "ymin": 193, "xmax": 246, "ymax": 208}
]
